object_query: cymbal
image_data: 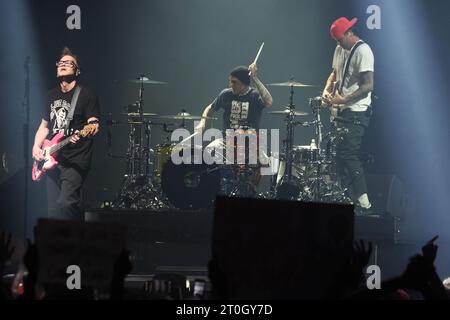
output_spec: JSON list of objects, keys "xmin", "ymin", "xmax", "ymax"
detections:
[
  {"xmin": 127, "ymin": 76, "xmax": 167, "ymax": 85},
  {"xmin": 267, "ymin": 81, "xmax": 314, "ymax": 88},
  {"xmin": 124, "ymin": 112, "xmax": 158, "ymax": 117},
  {"xmin": 158, "ymin": 112, "xmax": 217, "ymax": 120},
  {"xmin": 269, "ymin": 108, "xmax": 309, "ymax": 116}
]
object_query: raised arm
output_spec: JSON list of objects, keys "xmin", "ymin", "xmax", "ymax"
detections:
[{"xmin": 248, "ymin": 63, "xmax": 273, "ymax": 107}]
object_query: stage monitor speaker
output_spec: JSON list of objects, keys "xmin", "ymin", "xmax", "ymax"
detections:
[
  {"xmin": 211, "ymin": 196, "xmax": 354, "ymax": 299},
  {"xmin": 366, "ymin": 174, "xmax": 413, "ymax": 218}
]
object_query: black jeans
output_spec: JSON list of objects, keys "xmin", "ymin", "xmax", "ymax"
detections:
[
  {"xmin": 336, "ymin": 109, "xmax": 370, "ymax": 202},
  {"xmin": 46, "ymin": 164, "xmax": 88, "ymax": 221}
]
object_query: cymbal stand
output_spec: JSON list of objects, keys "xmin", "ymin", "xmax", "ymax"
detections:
[
  {"xmin": 303, "ymin": 100, "xmax": 325, "ymax": 201},
  {"xmin": 276, "ymin": 83, "xmax": 301, "ymax": 199},
  {"xmin": 301, "ymin": 98, "xmax": 351, "ymax": 203},
  {"xmin": 112, "ymin": 76, "xmax": 169, "ymax": 210}
]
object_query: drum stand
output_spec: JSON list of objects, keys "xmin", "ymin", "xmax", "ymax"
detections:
[
  {"xmin": 112, "ymin": 77, "xmax": 169, "ymax": 210},
  {"xmin": 276, "ymin": 84, "xmax": 302, "ymax": 199},
  {"xmin": 301, "ymin": 99, "xmax": 351, "ymax": 204},
  {"xmin": 305, "ymin": 100, "xmax": 328, "ymax": 201}
]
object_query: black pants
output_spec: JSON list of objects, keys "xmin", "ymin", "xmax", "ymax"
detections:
[
  {"xmin": 336, "ymin": 109, "xmax": 370, "ymax": 202},
  {"xmin": 46, "ymin": 164, "xmax": 88, "ymax": 221}
]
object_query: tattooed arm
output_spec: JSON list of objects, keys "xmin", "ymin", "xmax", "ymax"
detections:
[
  {"xmin": 248, "ymin": 63, "xmax": 273, "ymax": 107},
  {"xmin": 332, "ymin": 71, "xmax": 374, "ymax": 106}
]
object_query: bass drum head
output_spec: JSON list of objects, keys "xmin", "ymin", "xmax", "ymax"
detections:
[{"xmin": 161, "ymin": 161, "xmax": 221, "ymax": 210}]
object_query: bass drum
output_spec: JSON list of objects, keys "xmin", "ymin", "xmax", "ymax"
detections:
[{"xmin": 161, "ymin": 159, "xmax": 221, "ymax": 210}]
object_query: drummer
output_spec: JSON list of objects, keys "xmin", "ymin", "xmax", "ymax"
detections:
[
  {"xmin": 196, "ymin": 63, "xmax": 272, "ymax": 134},
  {"xmin": 195, "ymin": 63, "xmax": 273, "ymax": 193}
]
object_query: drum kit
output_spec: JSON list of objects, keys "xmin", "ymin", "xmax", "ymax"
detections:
[
  {"xmin": 107, "ymin": 75, "xmax": 351, "ymax": 211},
  {"xmin": 267, "ymin": 78, "xmax": 351, "ymax": 204},
  {"xmin": 107, "ymin": 75, "xmax": 220, "ymax": 210}
]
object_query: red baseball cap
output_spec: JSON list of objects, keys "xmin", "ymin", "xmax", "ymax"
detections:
[{"xmin": 330, "ymin": 17, "xmax": 358, "ymax": 40}]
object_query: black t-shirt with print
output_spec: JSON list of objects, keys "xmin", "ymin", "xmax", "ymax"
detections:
[
  {"xmin": 43, "ymin": 85, "xmax": 100, "ymax": 170},
  {"xmin": 211, "ymin": 88, "xmax": 265, "ymax": 130}
]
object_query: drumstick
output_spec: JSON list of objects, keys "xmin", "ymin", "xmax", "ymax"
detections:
[
  {"xmin": 249, "ymin": 42, "xmax": 265, "ymax": 76},
  {"xmin": 179, "ymin": 132, "xmax": 198, "ymax": 145}
]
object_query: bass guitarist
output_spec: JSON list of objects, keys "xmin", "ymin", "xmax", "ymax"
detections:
[{"xmin": 32, "ymin": 47, "xmax": 100, "ymax": 221}]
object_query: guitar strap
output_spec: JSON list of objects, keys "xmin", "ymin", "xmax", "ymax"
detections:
[
  {"xmin": 339, "ymin": 40, "xmax": 364, "ymax": 93},
  {"xmin": 64, "ymin": 85, "xmax": 82, "ymax": 132},
  {"xmin": 337, "ymin": 41, "xmax": 373, "ymax": 127}
]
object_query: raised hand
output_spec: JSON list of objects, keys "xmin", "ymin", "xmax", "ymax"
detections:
[
  {"xmin": 248, "ymin": 63, "xmax": 258, "ymax": 79},
  {"xmin": 422, "ymin": 235, "xmax": 438, "ymax": 265},
  {"xmin": 352, "ymin": 239, "xmax": 373, "ymax": 269},
  {"xmin": 400, "ymin": 254, "xmax": 429, "ymax": 291}
]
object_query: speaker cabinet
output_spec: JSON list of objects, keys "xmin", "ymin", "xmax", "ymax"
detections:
[
  {"xmin": 366, "ymin": 174, "xmax": 414, "ymax": 218},
  {"xmin": 212, "ymin": 196, "xmax": 354, "ymax": 299}
]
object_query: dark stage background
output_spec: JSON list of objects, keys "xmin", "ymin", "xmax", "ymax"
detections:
[{"xmin": 1, "ymin": 0, "xmax": 450, "ymax": 273}]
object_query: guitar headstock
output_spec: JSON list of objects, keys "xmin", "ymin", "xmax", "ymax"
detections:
[{"xmin": 79, "ymin": 123, "xmax": 98, "ymax": 138}]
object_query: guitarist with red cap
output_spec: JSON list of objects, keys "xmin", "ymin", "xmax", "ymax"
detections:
[
  {"xmin": 321, "ymin": 17, "xmax": 375, "ymax": 216},
  {"xmin": 32, "ymin": 47, "xmax": 100, "ymax": 221}
]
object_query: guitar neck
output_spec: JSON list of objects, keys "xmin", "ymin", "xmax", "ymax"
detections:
[
  {"xmin": 48, "ymin": 134, "xmax": 75, "ymax": 155},
  {"xmin": 46, "ymin": 124, "xmax": 95, "ymax": 155},
  {"xmin": 331, "ymin": 80, "xmax": 340, "ymax": 96}
]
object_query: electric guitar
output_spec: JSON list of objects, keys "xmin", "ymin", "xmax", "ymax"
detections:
[
  {"xmin": 323, "ymin": 80, "xmax": 341, "ymax": 123},
  {"xmin": 31, "ymin": 124, "xmax": 97, "ymax": 181}
]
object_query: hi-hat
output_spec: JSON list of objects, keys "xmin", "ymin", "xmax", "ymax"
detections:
[
  {"xmin": 124, "ymin": 112, "xmax": 158, "ymax": 117},
  {"xmin": 269, "ymin": 108, "xmax": 309, "ymax": 116},
  {"xmin": 268, "ymin": 81, "xmax": 314, "ymax": 88},
  {"xmin": 127, "ymin": 76, "xmax": 167, "ymax": 85},
  {"xmin": 159, "ymin": 112, "xmax": 217, "ymax": 121}
]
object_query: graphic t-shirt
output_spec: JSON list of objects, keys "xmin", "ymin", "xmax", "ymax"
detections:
[
  {"xmin": 211, "ymin": 88, "xmax": 266, "ymax": 130},
  {"xmin": 44, "ymin": 85, "xmax": 100, "ymax": 169}
]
